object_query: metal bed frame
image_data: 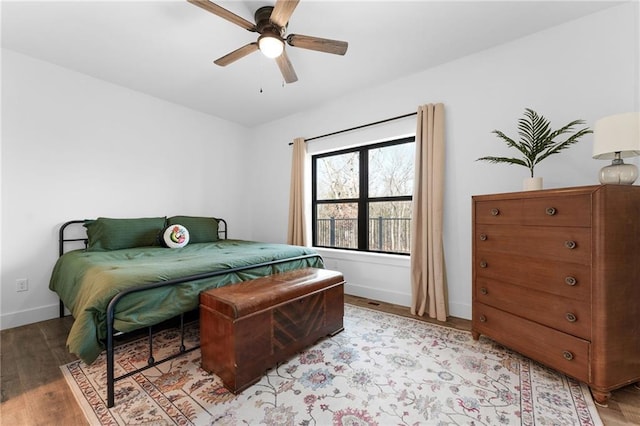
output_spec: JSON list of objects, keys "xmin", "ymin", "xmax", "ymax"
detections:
[{"xmin": 57, "ymin": 219, "xmax": 323, "ymax": 408}]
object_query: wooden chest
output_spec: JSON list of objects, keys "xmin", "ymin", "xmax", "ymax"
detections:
[
  {"xmin": 199, "ymin": 267, "xmax": 345, "ymax": 393},
  {"xmin": 472, "ymin": 185, "xmax": 640, "ymax": 404}
]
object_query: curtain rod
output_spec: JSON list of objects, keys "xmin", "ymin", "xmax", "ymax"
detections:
[{"xmin": 288, "ymin": 111, "xmax": 417, "ymax": 145}]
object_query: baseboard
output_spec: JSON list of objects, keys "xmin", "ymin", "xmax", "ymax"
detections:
[
  {"xmin": 345, "ymin": 282, "xmax": 472, "ymax": 321},
  {"xmin": 447, "ymin": 301, "xmax": 471, "ymax": 320},
  {"xmin": 345, "ymin": 282, "xmax": 411, "ymax": 308},
  {"xmin": 0, "ymin": 303, "xmax": 59, "ymax": 330},
  {"xmin": 0, "ymin": 289, "xmax": 472, "ymax": 330}
]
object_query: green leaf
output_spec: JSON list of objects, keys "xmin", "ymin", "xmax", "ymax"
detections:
[
  {"xmin": 477, "ymin": 109, "xmax": 592, "ymax": 177},
  {"xmin": 476, "ymin": 156, "xmax": 529, "ymax": 168}
]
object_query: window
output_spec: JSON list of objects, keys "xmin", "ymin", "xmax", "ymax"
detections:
[{"xmin": 312, "ymin": 137, "xmax": 415, "ymax": 254}]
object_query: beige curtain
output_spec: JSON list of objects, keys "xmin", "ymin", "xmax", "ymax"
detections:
[
  {"xmin": 287, "ymin": 137, "xmax": 307, "ymax": 246},
  {"xmin": 410, "ymin": 103, "xmax": 447, "ymax": 320}
]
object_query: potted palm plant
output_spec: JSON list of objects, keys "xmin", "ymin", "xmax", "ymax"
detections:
[{"xmin": 477, "ymin": 108, "xmax": 592, "ymax": 190}]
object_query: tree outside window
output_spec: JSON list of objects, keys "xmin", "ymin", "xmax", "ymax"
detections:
[{"xmin": 312, "ymin": 137, "xmax": 415, "ymax": 254}]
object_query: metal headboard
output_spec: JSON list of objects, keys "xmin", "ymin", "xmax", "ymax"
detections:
[
  {"xmin": 58, "ymin": 218, "xmax": 229, "ymax": 257},
  {"xmin": 58, "ymin": 220, "xmax": 88, "ymax": 256},
  {"xmin": 57, "ymin": 218, "xmax": 228, "ymax": 317}
]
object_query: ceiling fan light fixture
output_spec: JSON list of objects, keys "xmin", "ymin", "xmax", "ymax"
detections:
[
  {"xmin": 258, "ymin": 33, "xmax": 284, "ymax": 58},
  {"xmin": 189, "ymin": 0, "xmax": 348, "ymax": 83}
]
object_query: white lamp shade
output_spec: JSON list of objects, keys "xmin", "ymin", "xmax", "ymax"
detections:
[
  {"xmin": 258, "ymin": 34, "xmax": 284, "ymax": 58},
  {"xmin": 592, "ymin": 111, "xmax": 640, "ymax": 160}
]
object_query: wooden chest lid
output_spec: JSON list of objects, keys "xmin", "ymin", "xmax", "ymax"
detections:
[{"xmin": 199, "ymin": 268, "xmax": 344, "ymax": 319}]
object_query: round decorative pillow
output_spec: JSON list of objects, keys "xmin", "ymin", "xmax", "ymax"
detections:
[{"xmin": 163, "ymin": 224, "xmax": 189, "ymax": 248}]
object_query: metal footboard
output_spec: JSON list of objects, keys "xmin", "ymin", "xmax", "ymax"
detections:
[{"xmin": 104, "ymin": 253, "xmax": 322, "ymax": 407}]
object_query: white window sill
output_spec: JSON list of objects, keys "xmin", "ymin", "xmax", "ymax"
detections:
[{"xmin": 313, "ymin": 247, "xmax": 410, "ymax": 268}]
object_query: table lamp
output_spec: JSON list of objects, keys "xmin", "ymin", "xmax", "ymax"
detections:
[{"xmin": 592, "ymin": 112, "xmax": 640, "ymax": 184}]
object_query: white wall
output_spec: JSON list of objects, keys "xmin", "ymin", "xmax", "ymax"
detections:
[
  {"xmin": 246, "ymin": 3, "xmax": 640, "ymax": 319},
  {"xmin": 0, "ymin": 49, "xmax": 251, "ymax": 329},
  {"xmin": 1, "ymin": 3, "xmax": 638, "ymax": 329}
]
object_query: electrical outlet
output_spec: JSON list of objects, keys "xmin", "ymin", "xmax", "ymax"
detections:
[{"xmin": 16, "ymin": 278, "xmax": 28, "ymax": 292}]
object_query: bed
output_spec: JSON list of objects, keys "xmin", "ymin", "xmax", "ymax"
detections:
[{"xmin": 50, "ymin": 216, "xmax": 324, "ymax": 407}]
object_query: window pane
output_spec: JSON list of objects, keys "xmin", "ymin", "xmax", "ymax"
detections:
[
  {"xmin": 368, "ymin": 143, "xmax": 415, "ymax": 198},
  {"xmin": 368, "ymin": 201, "xmax": 412, "ymax": 253},
  {"xmin": 316, "ymin": 152, "xmax": 359, "ymax": 200},
  {"xmin": 316, "ymin": 203, "xmax": 358, "ymax": 249}
]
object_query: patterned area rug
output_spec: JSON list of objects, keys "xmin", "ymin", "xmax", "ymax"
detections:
[{"xmin": 61, "ymin": 304, "xmax": 602, "ymax": 425}]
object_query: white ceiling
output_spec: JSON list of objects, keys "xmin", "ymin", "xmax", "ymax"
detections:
[{"xmin": 1, "ymin": 1, "xmax": 624, "ymax": 127}]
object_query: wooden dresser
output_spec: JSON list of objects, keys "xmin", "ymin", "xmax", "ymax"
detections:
[{"xmin": 472, "ymin": 185, "xmax": 640, "ymax": 404}]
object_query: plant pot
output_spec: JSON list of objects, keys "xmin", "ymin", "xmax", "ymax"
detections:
[{"xmin": 523, "ymin": 177, "xmax": 543, "ymax": 191}]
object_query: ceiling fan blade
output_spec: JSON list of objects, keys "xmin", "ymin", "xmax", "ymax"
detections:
[
  {"xmin": 287, "ymin": 34, "xmax": 348, "ymax": 55},
  {"xmin": 214, "ymin": 42, "xmax": 259, "ymax": 66},
  {"xmin": 270, "ymin": 0, "xmax": 300, "ymax": 28},
  {"xmin": 275, "ymin": 50, "xmax": 298, "ymax": 84},
  {"xmin": 187, "ymin": 0, "xmax": 256, "ymax": 32}
]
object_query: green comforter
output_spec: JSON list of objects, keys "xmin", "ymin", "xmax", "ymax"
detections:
[{"xmin": 49, "ymin": 239, "xmax": 323, "ymax": 364}]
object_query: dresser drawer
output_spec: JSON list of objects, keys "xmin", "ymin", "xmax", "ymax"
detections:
[
  {"xmin": 475, "ymin": 278, "xmax": 591, "ymax": 339},
  {"xmin": 473, "ymin": 303, "xmax": 590, "ymax": 383},
  {"xmin": 475, "ymin": 225, "xmax": 591, "ymax": 264},
  {"xmin": 522, "ymin": 195, "xmax": 591, "ymax": 227},
  {"xmin": 474, "ymin": 252, "xmax": 590, "ymax": 301},
  {"xmin": 475, "ymin": 199, "xmax": 522, "ymax": 225}
]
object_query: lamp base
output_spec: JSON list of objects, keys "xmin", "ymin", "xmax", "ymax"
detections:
[{"xmin": 598, "ymin": 158, "xmax": 638, "ymax": 185}]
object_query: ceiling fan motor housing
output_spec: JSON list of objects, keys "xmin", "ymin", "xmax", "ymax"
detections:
[{"xmin": 255, "ymin": 6, "xmax": 286, "ymax": 37}]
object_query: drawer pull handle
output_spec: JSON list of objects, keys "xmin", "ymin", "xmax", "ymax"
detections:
[
  {"xmin": 565, "ymin": 312, "xmax": 577, "ymax": 322},
  {"xmin": 479, "ymin": 315, "xmax": 487, "ymax": 323},
  {"xmin": 479, "ymin": 233, "xmax": 487, "ymax": 241},
  {"xmin": 479, "ymin": 261, "xmax": 488, "ymax": 268},
  {"xmin": 490, "ymin": 208, "xmax": 500, "ymax": 216},
  {"xmin": 564, "ymin": 240, "xmax": 577, "ymax": 249},
  {"xmin": 546, "ymin": 207, "xmax": 557, "ymax": 216},
  {"xmin": 565, "ymin": 276, "xmax": 577, "ymax": 286},
  {"xmin": 480, "ymin": 287, "xmax": 488, "ymax": 295},
  {"xmin": 563, "ymin": 351, "xmax": 574, "ymax": 361}
]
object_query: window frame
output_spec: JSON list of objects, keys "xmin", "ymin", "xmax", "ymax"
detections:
[{"xmin": 311, "ymin": 136, "xmax": 415, "ymax": 255}]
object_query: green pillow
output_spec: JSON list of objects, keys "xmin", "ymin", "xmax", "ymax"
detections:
[
  {"xmin": 84, "ymin": 217, "xmax": 166, "ymax": 251},
  {"xmin": 167, "ymin": 216, "xmax": 219, "ymax": 243}
]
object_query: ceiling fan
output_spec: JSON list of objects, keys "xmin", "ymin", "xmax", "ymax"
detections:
[{"xmin": 187, "ymin": 0, "xmax": 348, "ymax": 83}]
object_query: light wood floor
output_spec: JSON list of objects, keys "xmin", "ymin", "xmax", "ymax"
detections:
[{"xmin": 1, "ymin": 295, "xmax": 638, "ymax": 425}]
